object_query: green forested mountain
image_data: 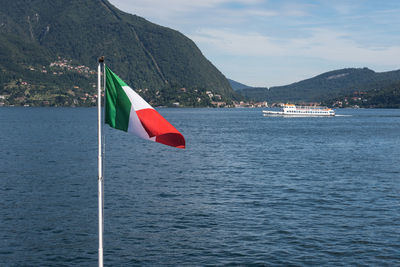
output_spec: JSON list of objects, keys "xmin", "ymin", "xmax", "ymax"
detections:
[
  {"xmin": 237, "ymin": 68, "xmax": 400, "ymax": 104},
  {"xmin": 0, "ymin": 0, "xmax": 234, "ymax": 106},
  {"xmin": 322, "ymin": 81, "xmax": 400, "ymax": 108}
]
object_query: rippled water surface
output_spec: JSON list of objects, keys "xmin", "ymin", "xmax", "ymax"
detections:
[{"xmin": 1, "ymin": 108, "xmax": 400, "ymax": 266}]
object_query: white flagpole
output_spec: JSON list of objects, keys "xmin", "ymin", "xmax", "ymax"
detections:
[{"xmin": 97, "ymin": 56, "xmax": 104, "ymax": 267}]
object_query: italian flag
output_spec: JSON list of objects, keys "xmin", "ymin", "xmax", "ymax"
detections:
[{"xmin": 104, "ymin": 66, "xmax": 185, "ymax": 149}]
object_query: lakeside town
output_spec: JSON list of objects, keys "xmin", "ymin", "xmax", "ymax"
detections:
[
  {"xmin": 0, "ymin": 57, "xmax": 270, "ymax": 108},
  {"xmin": 0, "ymin": 57, "xmax": 377, "ymax": 109}
]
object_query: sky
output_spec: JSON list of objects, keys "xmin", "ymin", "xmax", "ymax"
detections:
[{"xmin": 109, "ymin": 0, "xmax": 400, "ymax": 87}]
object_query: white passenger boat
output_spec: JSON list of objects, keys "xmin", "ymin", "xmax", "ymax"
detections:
[{"xmin": 263, "ymin": 104, "xmax": 335, "ymax": 116}]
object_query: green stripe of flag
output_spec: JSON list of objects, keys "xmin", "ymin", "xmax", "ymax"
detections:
[{"xmin": 105, "ymin": 66, "xmax": 131, "ymax": 131}]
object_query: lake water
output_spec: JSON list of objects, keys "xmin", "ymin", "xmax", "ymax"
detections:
[{"xmin": 1, "ymin": 108, "xmax": 400, "ymax": 266}]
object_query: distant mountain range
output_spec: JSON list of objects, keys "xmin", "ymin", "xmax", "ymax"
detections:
[
  {"xmin": 0, "ymin": 0, "xmax": 235, "ymax": 107},
  {"xmin": 236, "ymin": 68, "xmax": 400, "ymax": 105},
  {"xmin": 228, "ymin": 79, "xmax": 252, "ymax": 91}
]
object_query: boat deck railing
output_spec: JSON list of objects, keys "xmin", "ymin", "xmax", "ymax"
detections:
[{"xmin": 284, "ymin": 105, "xmax": 331, "ymax": 110}]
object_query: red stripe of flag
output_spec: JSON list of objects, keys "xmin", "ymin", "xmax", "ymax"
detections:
[{"xmin": 136, "ymin": 109, "xmax": 186, "ymax": 149}]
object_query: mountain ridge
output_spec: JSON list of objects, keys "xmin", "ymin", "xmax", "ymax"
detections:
[
  {"xmin": 228, "ymin": 79, "xmax": 252, "ymax": 91},
  {"xmin": 237, "ymin": 67, "xmax": 400, "ymax": 103}
]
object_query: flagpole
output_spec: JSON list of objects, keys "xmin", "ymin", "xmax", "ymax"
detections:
[{"xmin": 97, "ymin": 56, "xmax": 104, "ymax": 267}]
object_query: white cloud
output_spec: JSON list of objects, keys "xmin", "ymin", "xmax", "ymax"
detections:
[
  {"xmin": 295, "ymin": 29, "xmax": 400, "ymax": 65},
  {"xmin": 240, "ymin": 9, "xmax": 278, "ymax": 17},
  {"xmin": 190, "ymin": 29, "xmax": 284, "ymax": 57},
  {"xmin": 280, "ymin": 2, "xmax": 311, "ymax": 17},
  {"xmin": 110, "ymin": 0, "xmax": 264, "ymax": 19},
  {"xmin": 329, "ymin": 3, "xmax": 358, "ymax": 15},
  {"xmin": 191, "ymin": 28, "xmax": 400, "ymax": 66}
]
